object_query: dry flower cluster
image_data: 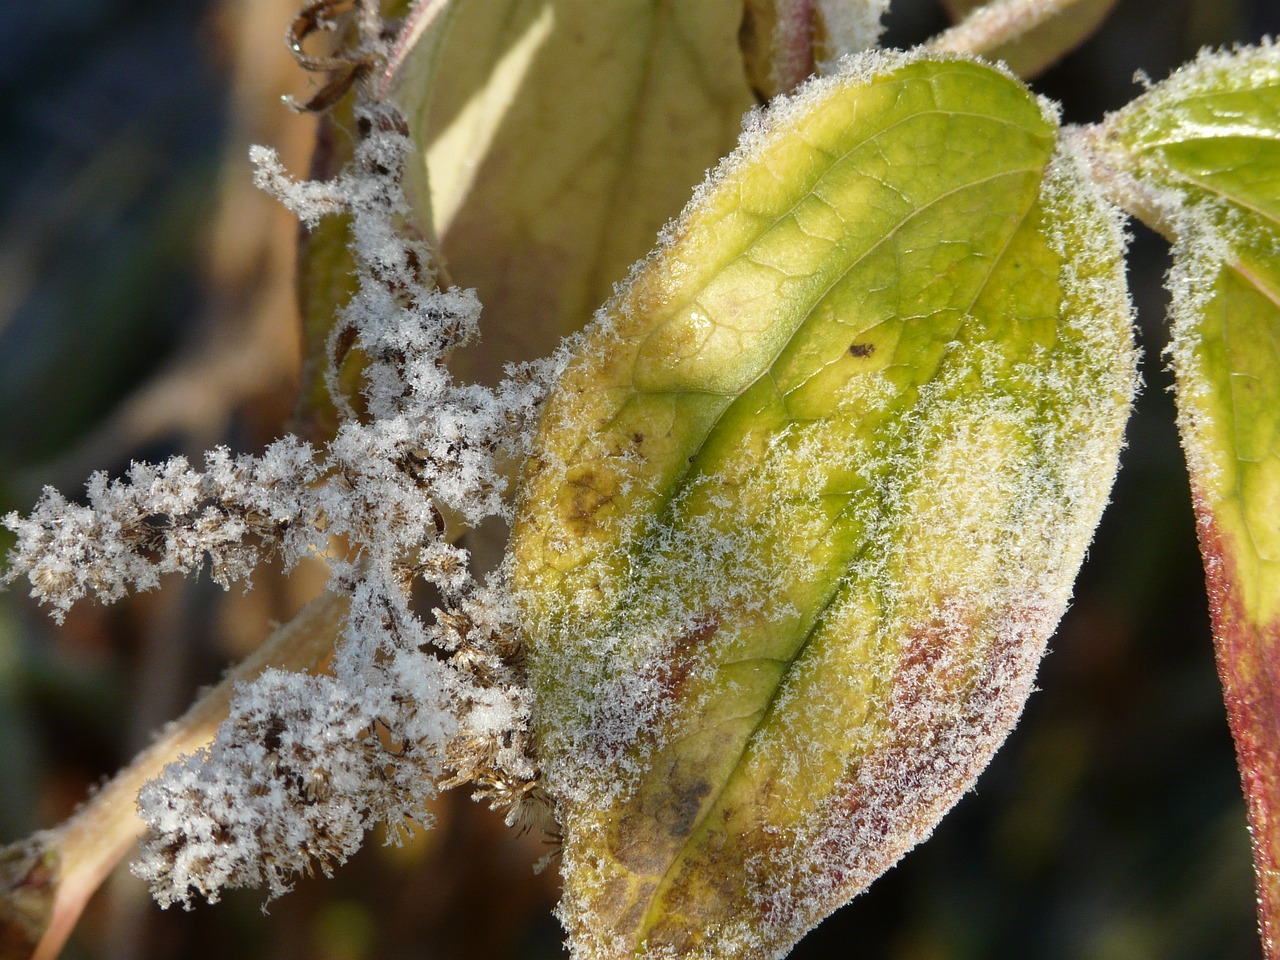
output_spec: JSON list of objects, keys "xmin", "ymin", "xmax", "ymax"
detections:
[{"xmin": 4, "ymin": 92, "xmax": 559, "ymax": 909}]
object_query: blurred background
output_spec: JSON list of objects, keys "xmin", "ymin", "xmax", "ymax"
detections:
[{"xmin": 1, "ymin": 0, "xmax": 1278, "ymax": 957}]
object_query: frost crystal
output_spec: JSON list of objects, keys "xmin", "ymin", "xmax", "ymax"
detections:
[
  {"xmin": 135, "ymin": 669, "xmax": 437, "ymax": 905},
  {"xmin": 813, "ymin": 0, "xmax": 889, "ymax": 72},
  {"xmin": 2, "ymin": 440, "xmax": 322, "ymax": 622},
  {"xmin": 3, "ymin": 94, "xmax": 559, "ymax": 906}
]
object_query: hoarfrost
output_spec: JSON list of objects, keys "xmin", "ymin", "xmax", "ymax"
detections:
[
  {"xmin": 736, "ymin": 140, "xmax": 1137, "ymax": 955},
  {"xmin": 1080, "ymin": 40, "xmax": 1280, "ymax": 498},
  {"xmin": 2, "ymin": 439, "xmax": 323, "ymax": 622},
  {"xmin": 4, "ymin": 95, "xmax": 560, "ymax": 906},
  {"xmin": 813, "ymin": 0, "xmax": 890, "ymax": 73},
  {"xmin": 1162, "ymin": 233, "xmax": 1234, "ymax": 495},
  {"xmin": 134, "ymin": 669, "xmax": 443, "ymax": 906}
]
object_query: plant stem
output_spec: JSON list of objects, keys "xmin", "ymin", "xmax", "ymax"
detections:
[
  {"xmin": 927, "ymin": 0, "xmax": 1087, "ymax": 58},
  {"xmin": 1067, "ymin": 124, "xmax": 1180, "ymax": 241},
  {"xmin": 0, "ymin": 591, "xmax": 349, "ymax": 960}
]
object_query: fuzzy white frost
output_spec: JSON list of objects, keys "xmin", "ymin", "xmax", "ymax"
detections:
[
  {"xmin": 4, "ymin": 98, "xmax": 559, "ymax": 907},
  {"xmin": 134, "ymin": 669, "xmax": 442, "ymax": 905}
]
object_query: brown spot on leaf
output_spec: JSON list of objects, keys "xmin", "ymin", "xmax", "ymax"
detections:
[
  {"xmin": 849, "ymin": 342, "xmax": 875, "ymax": 357},
  {"xmin": 666, "ymin": 779, "xmax": 713, "ymax": 838},
  {"xmin": 562, "ymin": 467, "xmax": 618, "ymax": 532}
]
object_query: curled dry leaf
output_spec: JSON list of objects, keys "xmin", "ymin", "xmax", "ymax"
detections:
[
  {"xmin": 1088, "ymin": 41, "xmax": 1280, "ymax": 958},
  {"xmin": 512, "ymin": 51, "xmax": 1136, "ymax": 960}
]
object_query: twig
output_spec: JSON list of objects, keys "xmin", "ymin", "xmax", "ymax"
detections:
[{"xmin": 927, "ymin": 0, "xmax": 1086, "ymax": 58}]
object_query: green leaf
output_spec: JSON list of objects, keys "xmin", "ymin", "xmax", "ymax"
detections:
[
  {"xmin": 385, "ymin": 0, "xmax": 759, "ymax": 384},
  {"xmin": 512, "ymin": 51, "xmax": 1136, "ymax": 960},
  {"xmin": 1091, "ymin": 42, "xmax": 1280, "ymax": 959}
]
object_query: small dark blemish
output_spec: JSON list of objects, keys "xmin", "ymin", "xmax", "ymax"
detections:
[
  {"xmin": 669, "ymin": 779, "xmax": 713, "ymax": 837},
  {"xmin": 263, "ymin": 716, "xmax": 287, "ymax": 754},
  {"xmin": 849, "ymin": 342, "xmax": 875, "ymax": 358}
]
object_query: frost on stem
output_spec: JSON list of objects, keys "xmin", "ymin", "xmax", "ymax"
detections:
[
  {"xmin": 2, "ymin": 440, "xmax": 322, "ymax": 622},
  {"xmin": 134, "ymin": 669, "xmax": 432, "ymax": 906},
  {"xmin": 2, "ymin": 96, "xmax": 560, "ymax": 907}
]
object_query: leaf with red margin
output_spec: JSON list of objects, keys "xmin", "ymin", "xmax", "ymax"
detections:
[
  {"xmin": 1089, "ymin": 42, "xmax": 1280, "ymax": 959},
  {"xmin": 1178, "ymin": 259, "xmax": 1280, "ymax": 959}
]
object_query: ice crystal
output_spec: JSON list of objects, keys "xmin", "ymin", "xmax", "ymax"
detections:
[
  {"xmin": 134, "ymin": 669, "xmax": 436, "ymax": 905},
  {"xmin": 2, "ymin": 439, "xmax": 322, "ymax": 622},
  {"xmin": 813, "ymin": 0, "xmax": 890, "ymax": 72},
  {"xmin": 2, "ymin": 94, "xmax": 559, "ymax": 906}
]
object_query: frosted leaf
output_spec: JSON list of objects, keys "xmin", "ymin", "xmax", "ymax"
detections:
[
  {"xmin": 511, "ymin": 52, "xmax": 1136, "ymax": 959},
  {"xmin": 1086, "ymin": 40, "xmax": 1280, "ymax": 958},
  {"xmin": 1084, "ymin": 39, "xmax": 1280, "ymax": 250}
]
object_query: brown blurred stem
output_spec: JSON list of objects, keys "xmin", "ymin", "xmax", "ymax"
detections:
[
  {"xmin": 0, "ymin": 591, "xmax": 349, "ymax": 960},
  {"xmin": 927, "ymin": 0, "xmax": 1089, "ymax": 57}
]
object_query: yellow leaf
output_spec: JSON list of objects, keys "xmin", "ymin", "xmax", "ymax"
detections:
[{"xmin": 388, "ymin": 0, "xmax": 758, "ymax": 383}]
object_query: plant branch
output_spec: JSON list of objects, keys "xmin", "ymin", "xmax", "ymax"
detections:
[
  {"xmin": 1067, "ymin": 124, "xmax": 1181, "ymax": 241},
  {"xmin": 0, "ymin": 591, "xmax": 348, "ymax": 960},
  {"xmin": 927, "ymin": 0, "xmax": 1090, "ymax": 59}
]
